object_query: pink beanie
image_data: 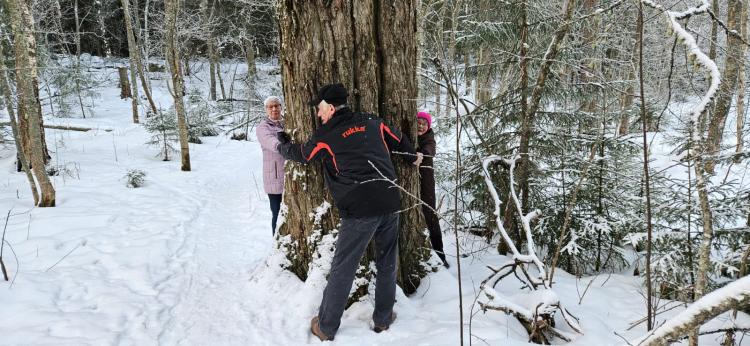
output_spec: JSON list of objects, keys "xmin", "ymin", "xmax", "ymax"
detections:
[{"xmin": 417, "ymin": 111, "xmax": 432, "ymax": 128}]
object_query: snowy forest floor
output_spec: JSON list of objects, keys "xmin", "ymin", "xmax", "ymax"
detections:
[{"xmin": 0, "ymin": 58, "xmax": 747, "ymax": 345}]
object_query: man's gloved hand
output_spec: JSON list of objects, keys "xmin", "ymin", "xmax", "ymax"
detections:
[
  {"xmin": 277, "ymin": 131, "xmax": 291, "ymax": 145},
  {"xmin": 413, "ymin": 152, "xmax": 424, "ymax": 167}
]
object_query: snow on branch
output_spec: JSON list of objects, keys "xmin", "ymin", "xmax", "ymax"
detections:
[
  {"xmin": 631, "ymin": 275, "xmax": 750, "ymax": 346},
  {"xmin": 640, "ymin": 0, "xmax": 720, "ymax": 142},
  {"xmin": 479, "ymin": 156, "xmax": 583, "ymax": 343},
  {"xmin": 481, "ymin": 156, "xmax": 546, "ymax": 286}
]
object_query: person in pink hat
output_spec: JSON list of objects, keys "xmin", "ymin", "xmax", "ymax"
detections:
[{"xmin": 417, "ymin": 111, "xmax": 448, "ymax": 268}]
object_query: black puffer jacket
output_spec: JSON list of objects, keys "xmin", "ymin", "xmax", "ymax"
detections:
[{"xmin": 278, "ymin": 107, "xmax": 418, "ymax": 217}]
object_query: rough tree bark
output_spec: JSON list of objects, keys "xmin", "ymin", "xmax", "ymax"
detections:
[
  {"xmin": 165, "ymin": 0, "xmax": 191, "ymax": 171},
  {"xmin": 9, "ymin": 0, "xmax": 56, "ymax": 207},
  {"xmin": 705, "ymin": 0, "xmax": 742, "ymax": 173},
  {"xmin": 278, "ymin": 0, "xmax": 429, "ymax": 295},
  {"xmin": 118, "ymin": 67, "xmax": 132, "ymax": 99}
]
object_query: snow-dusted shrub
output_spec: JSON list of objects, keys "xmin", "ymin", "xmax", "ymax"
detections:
[
  {"xmin": 185, "ymin": 88, "xmax": 218, "ymax": 144},
  {"xmin": 40, "ymin": 54, "xmax": 100, "ymax": 118},
  {"xmin": 124, "ymin": 169, "xmax": 146, "ymax": 188},
  {"xmin": 145, "ymin": 110, "xmax": 179, "ymax": 161}
]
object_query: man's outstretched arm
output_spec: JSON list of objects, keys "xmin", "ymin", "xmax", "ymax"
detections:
[{"xmin": 276, "ymin": 132, "xmax": 329, "ymax": 164}]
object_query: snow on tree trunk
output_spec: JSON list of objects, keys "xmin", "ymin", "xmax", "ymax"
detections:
[
  {"xmin": 165, "ymin": 0, "xmax": 191, "ymax": 172},
  {"xmin": 277, "ymin": 0, "xmax": 429, "ymax": 295},
  {"xmin": 9, "ymin": 0, "xmax": 56, "ymax": 207}
]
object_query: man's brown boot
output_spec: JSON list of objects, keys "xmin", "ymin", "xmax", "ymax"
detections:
[
  {"xmin": 373, "ymin": 312, "xmax": 397, "ymax": 333},
  {"xmin": 311, "ymin": 316, "xmax": 331, "ymax": 341}
]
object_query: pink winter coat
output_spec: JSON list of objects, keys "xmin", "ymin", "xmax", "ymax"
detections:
[{"xmin": 256, "ymin": 117, "xmax": 285, "ymax": 194}]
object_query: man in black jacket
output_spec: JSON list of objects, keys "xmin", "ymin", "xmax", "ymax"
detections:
[{"xmin": 276, "ymin": 83, "xmax": 422, "ymax": 341}]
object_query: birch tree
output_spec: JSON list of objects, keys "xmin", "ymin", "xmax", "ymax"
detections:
[
  {"xmin": 0, "ymin": 30, "xmax": 38, "ymax": 205},
  {"xmin": 8, "ymin": 0, "xmax": 56, "ymax": 207},
  {"xmin": 121, "ymin": 0, "xmax": 157, "ymax": 118},
  {"xmin": 164, "ymin": 0, "xmax": 191, "ymax": 171}
]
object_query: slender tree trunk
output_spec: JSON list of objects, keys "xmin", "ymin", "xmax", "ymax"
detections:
[
  {"xmin": 709, "ymin": 0, "xmax": 719, "ymax": 60},
  {"xmin": 214, "ymin": 48, "xmax": 226, "ymax": 100},
  {"xmin": 122, "ymin": 0, "xmax": 157, "ymax": 116},
  {"xmin": 581, "ymin": 0, "xmax": 599, "ymax": 115},
  {"xmin": 499, "ymin": 0, "xmax": 529, "ymax": 254},
  {"xmin": 118, "ymin": 67, "xmax": 132, "ymax": 99},
  {"xmin": 122, "ymin": 0, "xmax": 140, "ymax": 123},
  {"xmin": 96, "ymin": 0, "xmax": 112, "ymax": 57},
  {"xmin": 735, "ymin": 0, "xmax": 748, "ymax": 159},
  {"xmin": 511, "ymin": 0, "xmax": 577, "ymax": 248},
  {"xmin": 0, "ymin": 37, "xmax": 39, "ymax": 205},
  {"xmin": 705, "ymin": 0, "xmax": 742, "ymax": 173},
  {"xmin": 690, "ymin": 98, "xmax": 718, "ymax": 346},
  {"xmin": 73, "ymin": 0, "xmax": 87, "ymax": 118},
  {"xmin": 165, "ymin": 0, "xmax": 191, "ymax": 171},
  {"xmin": 278, "ymin": 0, "xmax": 428, "ymax": 295},
  {"xmin": 208, "ymin": 43, "xmax": 217, "ymax": 101},
  {"xmin": 637, "ymin": 1, "xmax": 655, "ymax": 330},
  {"xmin": 9, "ymin": 0, "xmax": 56, "ymax": 207},
  {"xmin": 201, "ymin": 0, "xmax": 217, "ymax": 101},
  {"xmin": 618, "ymin": 19, "xmax": 639, "ymax": 136},
  {"xmin": 143, "ymin": 0, "xmax": 152, "ymax": 91},
  {"xmin": 243, "ymin": 37, "xmax": 256, "ymax": 77}
]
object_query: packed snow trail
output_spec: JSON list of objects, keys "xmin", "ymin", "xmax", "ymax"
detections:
[{"xmin": 145, "ymin": 137, "xmax": 276, "ymax": 345}]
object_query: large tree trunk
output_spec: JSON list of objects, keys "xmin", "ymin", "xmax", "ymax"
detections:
[
  {"xmin": 278, "ymin": 0, "xmax": 429, "ymax": 295},
  {"xmin": 9, "ymin": 0, "xmax": 56, "ymax": 207},
  {"xmin": 705, "ymin": 0, "xmax": 742, "ymax": 173},
  {"xmin": 165, "ymin": 0, "xmax": 191, "ymax": 172}
]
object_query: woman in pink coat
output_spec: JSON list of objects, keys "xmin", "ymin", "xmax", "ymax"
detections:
[{"xmin": 256, "ymin": 96, "xmax": 285, "ymax": 235}]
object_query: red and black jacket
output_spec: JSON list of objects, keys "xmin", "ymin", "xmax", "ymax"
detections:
[{"xmin": 278, "ymin": 107, "xmax": 418, "ymax": 218}]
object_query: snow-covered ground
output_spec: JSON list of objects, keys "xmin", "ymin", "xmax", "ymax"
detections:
[{"xmin": 0, "ymin": 59, "xmax": 747, "ymax": 345}]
